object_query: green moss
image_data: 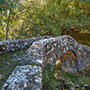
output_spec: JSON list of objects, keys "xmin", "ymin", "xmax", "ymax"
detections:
[
  {"xmin": 66, "ymin": 31, "xmax": 90, "ymax": 47},
  {"xmin": 78, "ymin": 40, "xmax": 90, "ymax": 47},
  {"xmin": 0, "ymin": 48, "xmax": 27, "ymax": 89},
  {"xmin": 0, "ymin": 45, "xmax": 3, "ymax": 51}
]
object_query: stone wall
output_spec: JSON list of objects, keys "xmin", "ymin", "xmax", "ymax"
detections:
[
  {"xmin": 2, "ymin": 40, "xmax": 44, "ymax": 90},
  {"xmin": 43, "ymin": 35, "xmax": 90, "ymax": 71},
  {"xmin": 1, "ymin": 35, "xmax": 90, "ymax": 90},
  {"xmin": 0, "ymin": 36, "xmax": 52, "ymax": 55}
]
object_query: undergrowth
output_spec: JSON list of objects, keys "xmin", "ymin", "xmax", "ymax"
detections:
[{"xmin": 43, "ymin": 64, "xmax": 90, "ymax": 90}]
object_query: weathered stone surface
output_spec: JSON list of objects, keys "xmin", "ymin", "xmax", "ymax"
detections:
[
  {"xmin": 2, "ymin": 65, "xmax": 42, "ymax": 90},
  {"xmin": 1, "ymin": 35, "xmax": 90, "ymax": 90},
  {"xmin": 18, "ymin": 40, "xmax": 43, "ymax": 66},
  {"xmin": 1, "ymin": 39, "xmax": 44, "ymax": 90},
  {"xmin": 43, "ymin": 35, "xmax": 90, "ymax": 71},
  {"xmin": 0, "ymin": 36, "xmax": 52, "ymax": 55}
]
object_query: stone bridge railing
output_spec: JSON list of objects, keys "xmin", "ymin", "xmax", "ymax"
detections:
[
  {"xmin": 1, "ymin": 35, "xmax": 90, "ymax": 90},
  {"xmin": 0, "ymin": 36, "xmax": 52, "ymax": 55}
]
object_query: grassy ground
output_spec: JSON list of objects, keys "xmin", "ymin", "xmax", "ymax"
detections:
[
  {"xmin": 0, "ymin": 49, "xmax": 27, "ymax": 89},
  {"xmin": 43, "ymin": 64, "xmax": 90, "ymax": 90}
]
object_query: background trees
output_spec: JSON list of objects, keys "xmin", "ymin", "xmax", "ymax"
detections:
[{"xmin": 0, "ymin": 0, "xmax": 90, "ymax": 40}]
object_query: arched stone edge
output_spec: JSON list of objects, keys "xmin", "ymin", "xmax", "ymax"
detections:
[{"xmin": 42, "ymin": 35, "xmax": 90, "ymax": 71}]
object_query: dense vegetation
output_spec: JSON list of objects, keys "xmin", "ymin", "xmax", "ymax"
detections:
[{"xmin": 0, "ymin": 0, "xmax": 90, "ymax": 40}]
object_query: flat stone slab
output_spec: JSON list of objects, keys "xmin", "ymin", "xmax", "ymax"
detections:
[{"xmin": 2, "ymin": 65, "xmax": 42, "ymax": 90}]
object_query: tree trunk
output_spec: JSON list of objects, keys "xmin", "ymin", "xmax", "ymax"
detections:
[{"xmin": 6, "ymin": 9, "xmax": 11, "ymax": 40}]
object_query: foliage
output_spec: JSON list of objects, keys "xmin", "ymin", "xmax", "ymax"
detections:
[
  {"xmin": 0, "ymin": 0, "xmax": 90, "ymax": 40},
  {"xmin": 16, "ymin": 0, "xmax": 90, "ymax": 38}
]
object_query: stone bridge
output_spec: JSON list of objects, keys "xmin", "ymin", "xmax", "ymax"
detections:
[{"xmin": 1, "ymin": 35, "xmax": 90, "ymax": 90}]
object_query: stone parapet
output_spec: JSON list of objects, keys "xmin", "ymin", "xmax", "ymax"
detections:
[{"xmin": 0, "ymin": 36, "xmax": 52, "ymax": 55}]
